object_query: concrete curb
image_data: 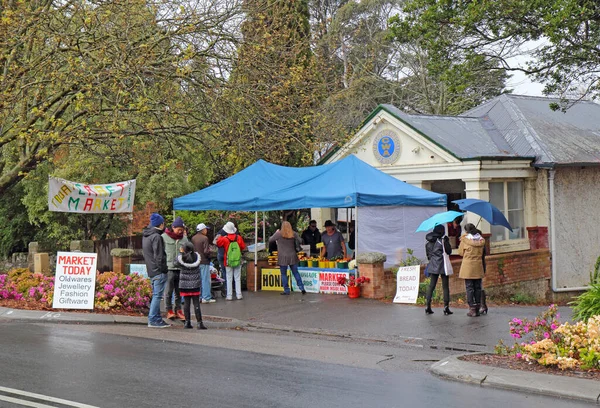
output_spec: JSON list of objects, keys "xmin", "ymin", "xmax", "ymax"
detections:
[
  {"xmin": 431, "ymin": 354, "xmax": 600, "ymax": 404},
  {"xmin": 0, "ymin": 307, "xmax": 247, "ymax": 330}
]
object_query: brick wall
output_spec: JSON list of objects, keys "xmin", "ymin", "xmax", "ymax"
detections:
[{"xmin": 389, "ymin": 249, "xmax": 553, "ymax": 300}]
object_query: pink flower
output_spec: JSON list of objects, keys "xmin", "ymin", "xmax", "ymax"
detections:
[
  {"xmin": 516, "ymin": 353, "xmax": 522, "ymax": 359},
  {"xmin": 551, "ymin": 323, "xmax": 558, "ymax": 330},
  {"xmin": 543, "ymin": 332, "xmax": 550, "ymax": 339},
  {"xmin": 511, "ymin": 333, "xmax": 521, "ymax": 339}
]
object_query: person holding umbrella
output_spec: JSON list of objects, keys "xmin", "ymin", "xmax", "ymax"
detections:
[
  {"xmin": 424, "ymin": 224, "xmax": 453, "ymax": 315},
  {"xmin": 458, "ymin": 223, "xmax": 486, "ymax": 317}
]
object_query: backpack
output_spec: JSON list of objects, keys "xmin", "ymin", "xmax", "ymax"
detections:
[{"xmin": 226, "ymin": 234, "xmax": 242, "ymax": 267}]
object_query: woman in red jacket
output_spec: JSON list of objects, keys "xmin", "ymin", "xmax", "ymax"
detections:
[{"xmin": 216, "ymin": 222, "xmax": 247, "ymax": 301}]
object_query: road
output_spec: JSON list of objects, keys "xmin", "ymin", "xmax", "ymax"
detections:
[{"xmin": 0, "ymin": 322, "xmax": 589, "ymax": 408}]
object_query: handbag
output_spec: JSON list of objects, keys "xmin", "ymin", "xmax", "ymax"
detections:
[{"xmin": 442, "ymin": 251, "xmax": 454, "ymax": 276}]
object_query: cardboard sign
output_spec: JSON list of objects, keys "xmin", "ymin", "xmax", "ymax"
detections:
[
  {"xmin": 48, "ymin": 177, "xmax": 136, "ymax": 213},
  {"xmin": 393, "ymin": 265, "xmax": 420, "ymax": 304},
  {"xmin": 129, "ymin": 264, "xmax": 148, "ymax": 278},
  {"xmin": 52, "ymin": 252, "xmax": 97, "ymax": 309},
  {"xmin": 261, "ymin": 268, "xmax": 290, "ymax": 291},
  {"xmin": 291, "ymin": 270, "xmax": 320, "ymax": 293}
]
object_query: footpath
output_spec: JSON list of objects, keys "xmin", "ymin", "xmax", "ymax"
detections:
[{"xmin": 1, "ymin": 291, "xmax": 598, "ymax": 404}]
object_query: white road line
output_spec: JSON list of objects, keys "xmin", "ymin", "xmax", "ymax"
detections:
[
  {"xmin": 0, "ymin": 394, "xmax": 57, "ymax": 408},
  {"xmin": 0, "ymin": 386, "xmax": 100, "ymax": 408}
]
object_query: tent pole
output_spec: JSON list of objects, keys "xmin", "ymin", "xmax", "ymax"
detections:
[
  {"xmin": 262, "ymin": 212, "xmax": 266, "ymax": 245},
  {"xmin": 355, "ymin": 205, "xmax": 358, "ymax": 278},
  {"xmin": 254, "ymin": 211, "xmax": 258, "ymax": 292}
]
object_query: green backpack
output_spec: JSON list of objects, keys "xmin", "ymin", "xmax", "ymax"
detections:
[{"xmin": 227, "ymin": 235, "xmax": 242, "ymax": 267}]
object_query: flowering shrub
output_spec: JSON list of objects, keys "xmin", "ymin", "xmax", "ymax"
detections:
[
  {"xmin": 496, "ymin": 304, "xmax": 600, "ymax": 370},
  {"xmin": 95, "ymin": 272, "xmax": 151, "ymax": 312},
  {"xmin": 337, "ymin": 275, "xmax": 370, "ymax": 287},
  {"xmin": 0, "ymin": 268, "xmax": 151, "ymax": 313}
]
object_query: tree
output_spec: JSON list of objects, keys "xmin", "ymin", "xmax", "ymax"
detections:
[
  {"xmin": 217, "ymin": 0, "xmax": 330, "ymax": 169},
  {"xmin": 0, "ymin": 0, "xmax": 239, "ymax": 195},
  {"xmin": 392, "ymin": 0, "xmax": 600, "ymax": 109}
]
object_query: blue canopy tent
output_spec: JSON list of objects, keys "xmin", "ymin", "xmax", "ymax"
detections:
[
  {"xmin": 174, "ymin": 155, "xmax": 446, "ymax": 290},
  {"xmin": 174, "ymin": 155, "xmax": 446, "ymax": 210}
]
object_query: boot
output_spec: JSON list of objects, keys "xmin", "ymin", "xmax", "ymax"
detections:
[
  {"xmin": 443, "ymin": 306, "xmax": 453, "ymax": 315},
  {"xmin": 480, "ymin": 290, "xmax": 488, "ymax": 315},
  {"xmin": 467, "ymin": 306, "xmax": 479, "ymax": 317},
  {"xmin": 183, "ymin": 321, "xmax": 193, "ymax": 329},
  {"xmin": 425, "ymin": 301, "xmax": 434, "ymax": 315},
  {"xmin": 197, "ymin": 322, "xmax": 208, "ymax": 330}
]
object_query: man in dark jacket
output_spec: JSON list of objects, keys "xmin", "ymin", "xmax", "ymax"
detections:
[
  {"xmin": 192, "ymin": 223, "xmax": 214, "ymax": 303},
  {"xmin": 142, "ymin": 213, "xmax": 170, "ymax": 328},
  {"xmin": 301, "ymin": 220, "xmax": 321, "ymax": 257}
]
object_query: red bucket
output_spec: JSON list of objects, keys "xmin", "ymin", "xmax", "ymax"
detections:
[{"xmin": 347, "ymin": 286, "xmax": 360, "ymax": 299}]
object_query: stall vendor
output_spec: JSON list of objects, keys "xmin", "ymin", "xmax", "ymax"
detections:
[
  {"xmin": 301, "ymin": 220, "xmax": 322, "ymax": 257},
  {"xmin": 320, "ymin": 220, "xmax": 347, "ymax": 260}
]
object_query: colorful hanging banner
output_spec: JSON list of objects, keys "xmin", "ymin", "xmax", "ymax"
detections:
[{"xmin": 48, "ymin": 177, "xmax": 136, "ymax": 213}]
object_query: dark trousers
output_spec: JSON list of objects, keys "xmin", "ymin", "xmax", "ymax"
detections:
[
  {"xmin": 183, "ymin": 295, "xmax": 203, "ymax": 323},
  {"xmin": 426, "ymin": 273, "xmax": 450, "ymax": 306},
  {"xmin": 165, "ymin": 270, "xmax": 181, "ymax": 312},
  {"xmin": 465, "ymin": 279, "xmax": 482, "ymax": 307}
]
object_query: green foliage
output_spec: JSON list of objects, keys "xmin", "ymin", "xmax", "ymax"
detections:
[
  {"xmin": 416, "ymin": 277, "xmax": 442, "ymax": 305},
  {"xmin": 590, "ymin": 255, "xmax": 600, "ymax": 284},
  {"xmin": 570, "ymin": 283, "xmax": 600, "ymax": 322},
  {"xmin": 509, "ymin": 292, "xmax": 537, "ymax": 305},
  {"xmin": 398, "ymin": 248, "xmax": 422, "ymax": 267},
  {"xmin": 0, "ymin": 185, "xmax": 36, "ymax": 257}
]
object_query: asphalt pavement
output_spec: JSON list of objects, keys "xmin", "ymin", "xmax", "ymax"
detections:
[{"xmin": 1, "ymin": 291, "xmax": 596, "ymax": 404}]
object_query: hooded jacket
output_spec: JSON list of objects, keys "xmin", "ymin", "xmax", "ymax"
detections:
[
  {"xmin": 425, "ymin": 229, "xmax": 451, "ymax": 275},
  {"xmin": 458, "ymin": 233, "xmax": 486, "ymax": 279},
  {"xmin": 174, "ymin": 252, "xmax": 202, "ymax": 290},
  {"xmin": 142, "ymin": 226, "xmax": 168, "ymax": 278}
]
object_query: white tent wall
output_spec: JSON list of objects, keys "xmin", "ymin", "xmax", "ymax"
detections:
[{"xmin": 357, "ymin": 206, "xmax": 444, "ymax": 267}]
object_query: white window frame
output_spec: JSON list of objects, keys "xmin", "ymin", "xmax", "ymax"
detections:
[{"xmin": 488, "ymin": 180, "xmax": 529, "ymax": 253}]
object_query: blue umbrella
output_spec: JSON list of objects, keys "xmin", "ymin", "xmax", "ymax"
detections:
[
  {"xmin": 416, "ymin": 211, "xmax": 465, "ymax": 232},
  {"xmin": 452, "ymin": 198, "xmax": 512, "ymax": 231}
]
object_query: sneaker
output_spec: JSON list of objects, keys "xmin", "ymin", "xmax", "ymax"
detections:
[
  {"xmin": 166, "ymin": 310, "xmax": 176, "ymax": 320},
  {"xmin": 148, "ymin": 320, "xmax": 171, "ymax": 328},
  {"xmin": 226, "ymin": 297, "xmax": 233, "ymax": 301},
  {"xmin": 301, "ymin": 290, "xmax": 307, "ymax": 295},
  {"xmin": 176, "ymin": 310, "xmax": 186, "ymax": 321},
  {"xmin": 236, "ymin": 296, "xmax": 243, "ymax": 300},
  {"xmin": 202, "ymin": 299, "xmax": 217, "ymax": 304}
]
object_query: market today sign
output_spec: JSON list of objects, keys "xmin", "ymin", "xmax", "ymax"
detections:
[
  {"xmin": 48, "ymin": 177, "xmax": 136, "ymax": 213},
  {"xmin": 52, "ymin": 252, "xmax": 97, "ymax": 310}
]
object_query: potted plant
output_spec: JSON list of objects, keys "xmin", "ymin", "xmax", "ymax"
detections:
[{"xmin": 337, "ymin": 275, "xmax": 370, "ymax": 298}]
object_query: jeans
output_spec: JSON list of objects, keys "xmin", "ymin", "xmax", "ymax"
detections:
[
  {"xmin": 465, "ymin": 279, "xmax": 482, "ymax": 307},
  {"xmin": 280, "ymin": 264, "xmax": 304, "ymax": 294},
  {"xmin": 164, "ymin": 270, "xmax": 181, "ymax": 312},
  {"xmin": 225, "ymin": 265, "xmax": 242, "ymax": 299},
  {"xmin": 200, "ymin": 264, "xmax": 212, "ymax": 301},
  {"xmin": 426, "ymin": 273, "xmax": 450, "ymax": 306},
  {"xmin": 148, "ymin": 273, "xmax": 167, "ymax": 324}
]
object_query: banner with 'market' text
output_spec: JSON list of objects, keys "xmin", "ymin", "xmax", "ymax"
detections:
[{"xmin": 48, "ymin": 177, "xmax": 136, "ymax": 213}]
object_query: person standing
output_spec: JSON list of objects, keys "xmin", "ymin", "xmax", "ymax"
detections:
[
  {"xmin": 216, "ymin": 222, "xmax": 246, "ymax": 301},
  {"xmin": 269, "ymin": 221, "xmax": 306, "ymax": 296},
  {"xmin": 142, "ymin": 213, "xmax": 170, "ymax": 328},
  {"xmin": 214, "ymin": 226, "xmax": 228, "ymax": 297},
  {"xmin": 193, "ymin": 223, "xmax": 214, "ymax": 304},
  {"xmin": 348, "ymin": 221, "xmax": 356, "ymax": 258},
  {"xmin": 458, "ymin": 223, "xmax": 486, "ymax": 317},
  {"xmin": 162, "ymin": 216, "xmax": 189, "ymax": 320},
  {"xmin": 320, "ymin": 220, "xmax": 347, "ymax": 260},
  {"xmin": 301, "ymin": 220, "xmax": 321, "ymax": 257},
  {"xmin": 424, "ymin": 224, "xmax": 453, "ymax": 315},
  {"xmin": 175, "ymin": 242, "xmax": 208, "ymax": 330}
]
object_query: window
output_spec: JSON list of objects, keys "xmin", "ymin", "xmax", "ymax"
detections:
[{"xmin": 489, "ymin": 181, "xmax": 524, "ymax": 242}]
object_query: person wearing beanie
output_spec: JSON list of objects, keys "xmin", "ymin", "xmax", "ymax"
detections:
[
  {"xmin": 142, "ymin": 213, "xmax": 170, "ymax": 328},
  {"xmin": 162, "ymin": 216, "xmax": 189, "ymax": 320}
]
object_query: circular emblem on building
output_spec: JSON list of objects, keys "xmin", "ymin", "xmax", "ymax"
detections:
[{"xmin": 372, "ymin": 130, "xmax": 401, "ymax": 164}]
